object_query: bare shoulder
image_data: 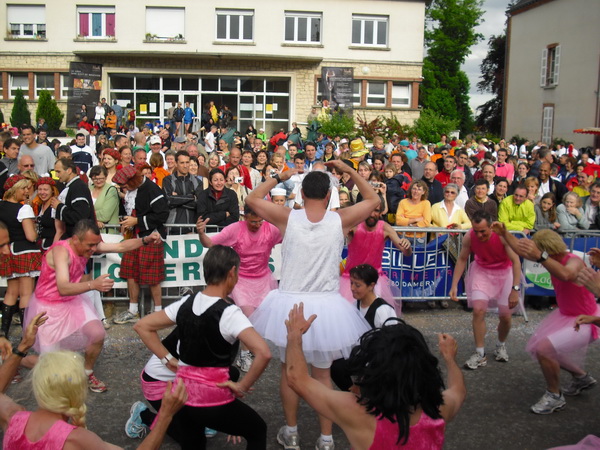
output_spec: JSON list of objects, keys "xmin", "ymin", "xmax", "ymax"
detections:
[{"xmin": 64, "ymin": 427, "xmax": 119, "ymax": 450}]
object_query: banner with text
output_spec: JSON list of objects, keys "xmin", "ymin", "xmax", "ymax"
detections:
[{"xmin": 66, "ymin": 62, "xmax": 103, "ymax": 127}]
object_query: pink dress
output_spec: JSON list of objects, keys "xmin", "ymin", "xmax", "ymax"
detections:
[
  {"xmin": 211, "ymin": 221, "xmax": 282, "ymax": 310},
  {"xmin": 4, "ymin": 411, "xmax": 77, "ymax": 449},
  {"xmin": 466, "ymin": 230, "xmax": 513, "ymax": 308},
  {"xmin": 526, "ymin": 253, "xmax": 600, "ymax": 368},
  {"xmin": 368, "ymin": 412, "xmax": 445, "ymax": 449},
  {"xmin": 24, "ymin": 240, "xmax": 105, "ymax": 353},
  {"xmin": 340, "ymin": 222, "xmax": 402, "ymax": 314}
]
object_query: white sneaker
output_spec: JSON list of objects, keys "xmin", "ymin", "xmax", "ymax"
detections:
[
  {"xmin": 563, "ymin": 373, "xmax": 597, "ymax": 396},
  {"xmin": 464, "ymin": 352, "xmax": 487, "ymax": 370},
  {"xmin": 113, "ymin": 310, "xmax": 140, "ymax": 324},
  {"xmin": 531, "ymin": 391, "xmax": 566, "ymax": 414},
  {"xmin": 316, "ymin": 437, "xmax": 335, "ymax": 450},
  {"xmin": 277, "ymin": 426, "xmax": 300, "ymax": 450},
  {"xmin": 493, "ymin": 344, "xmax": 509, "ymax": 362}
]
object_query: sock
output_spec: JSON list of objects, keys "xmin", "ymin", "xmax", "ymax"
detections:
[
  {"xmin": 154, "ymin": 305, "xmax": 162, "ymax": 312},
  {"xmin": 129, "ymin": 303, "xmax": 139, "ymax": 314},
  {"xmin": 285, "ymin": 425, "xmax": 298, "ymax": 435},
  {"xmin": 241, "ymin": 350, "xmax": 250, "ymax": 357},
  {"xmin": 320, "ymin": 434, "xmax": 334, "ymax": 443},
  {"xmin": 85, "ymin": 369, "xmax": 93, "ymax": 377},
  {"xmin": 496, "ymin": 340, "xmax": 505, "ymax": 347},
  {"xmin": 476, "ymin": 347, "xmax": 485, "ymax": 357}
]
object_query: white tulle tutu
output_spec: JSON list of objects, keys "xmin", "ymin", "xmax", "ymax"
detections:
[{"xmin": 250, "ymin": 289, "xmax": 370, "ymax": 367}]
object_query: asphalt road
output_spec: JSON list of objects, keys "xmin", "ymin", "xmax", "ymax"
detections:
[{"xmin": 3, "ymin": 302, "xmax": 600, "ymax": 450}]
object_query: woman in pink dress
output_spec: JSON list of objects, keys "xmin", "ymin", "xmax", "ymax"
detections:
[{"xmin": 492, "ymin": 225, "xmax": 600, "ymax": 415}]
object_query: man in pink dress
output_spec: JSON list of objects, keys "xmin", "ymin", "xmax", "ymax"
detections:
[
  {"xmin": 339, "ymin": 199, "xmax": 412, "ymax": 314},
  {"xmin": 449, "ymin": 210, "xmax": 521, "ymax": 370},
  {"xmin": 24, "ymin": 219, "xmax": 162, "ymax": 393},
  {"xmin": 196, "ymin": 204, "xmax": 282, "ymax": 372}
]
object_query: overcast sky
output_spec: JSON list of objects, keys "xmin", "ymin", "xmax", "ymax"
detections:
[{"xmin": 462, "ymin": 0, "xmax": 512, "ymax": 114}]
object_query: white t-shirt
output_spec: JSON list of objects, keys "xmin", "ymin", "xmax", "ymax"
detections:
[
  {"xmin": 164, "ymin": 293, "xmax": 252, "ymax": 366},
  {"xmin": 17, "ymin": 204, "xmax": 34, "ymax": 222},
  {"xmin": 359, "ymin": 302, "xmax": 396, "ymax": 329}
]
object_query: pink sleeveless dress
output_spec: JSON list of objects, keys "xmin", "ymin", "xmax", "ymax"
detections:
[
  {"xmin": 526, "ymin": 253, "xmax": 600, "ymax": 368},
  {"xmin": 465, "ymin": 230, "xmax": 513, "ymax": 307},
  {"xmin": 4, "ymin": 411, "xmax": 77, "ymax": 449},
  {"xmin": 24, "ymin": 240, "xmax": 105, "ymax": 353},
  {"xmin": 369, "ymin": 412, "xmax": 445, "ymax": 449},
  {"xmin": 340, "ymin": 221, "xmax": 403, "ymax": 314}
]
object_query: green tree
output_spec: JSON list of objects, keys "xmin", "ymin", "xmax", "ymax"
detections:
[
  {"xmin": 318, "ymin": 111, "xmax": 356, "ymax": 139},
  {"xmin": 476, "ymin": 34, "xmax": 506, "ymax": 136},
  {"xmin": 421, "ymin": 0, "xmax": 484, "ymax": 134},
  {"xmin": 36, "ymin": 90, "xmax": 64, "ymax": 131},
  {"xmin": 10, "ymin": 88, "xmax": 31, "ymax": 128},
  {"xmin": 412, "ymin": 108, "xmax": 459, "ymax": 144}
]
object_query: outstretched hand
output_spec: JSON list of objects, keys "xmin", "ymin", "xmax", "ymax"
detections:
[
  {"xmin": 438, "ymin": 333, "xmax": 458, "ymax": 362},
  {"xmin": 196, "ymin": 216, "xmax": 210, "ymax": 235},
  {"xmin": 285, "ymin": 303, "xmax": 317, "ymax": 336},
  {"xmin": 490, "ymin": 221, "xmax": 507, "ymax": 236},
  {"xmin": 20, "ymin": 312, "xmax": 48, "ymax": 350},
  {"xmin": 160, "ymin": 379, "xmax": 188, "ymax": 417}
]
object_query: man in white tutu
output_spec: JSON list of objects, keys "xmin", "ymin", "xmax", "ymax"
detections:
[
  {"xmin": 24, "ymin": 219, "xmax": 162, "ymax": 393},
  {"xmin": 449, "ymin": 210, "xmax": 521, "ymax": 370},
  {"xmin": 246, "ymin": 159, "xmax": 379, "ymax": 450},
  {"xmin": 196, "ymin": 204, "xmax": 283, "ymax": 372}
]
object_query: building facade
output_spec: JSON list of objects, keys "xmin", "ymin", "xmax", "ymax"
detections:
[
  {"xmin": 1, "ymin": 0, "xmax": 425, "ymax": 136},
  {"xmin": 503, "ymin": 0, "xmax": 600, "ymax": 148}
]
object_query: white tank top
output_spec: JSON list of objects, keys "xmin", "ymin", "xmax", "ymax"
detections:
[{"xmin": 279, "ymin": 209, "xmax": 343, "ymax": 293}]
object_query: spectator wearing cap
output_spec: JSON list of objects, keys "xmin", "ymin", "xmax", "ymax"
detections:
[
  {"xmin": 171, "ymin": 135, "xmax": 187, "ymax": 152},
  {"xmin": 113, "ymin": 165, "xmax": 169, "ymax": 324},
  {"xmin": 348, "ymin": 139, "xmax": 369, "ymax": 170},
  {"xmin": 146, "ymin": 135, "xmax": 167, "ymax": 168},
  {"xmin": 256, "ymin": 128, "xmax": 267, "ymax": 142},
  {"xmin": 31, "ymin": 176, "xmax": 58, "ymax": 252},
  {"xmin": 402, "ymin": 140, "xmax": 417, "ymax": 160}
]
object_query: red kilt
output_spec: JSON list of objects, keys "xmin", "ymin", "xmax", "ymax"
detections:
[
  {"xmin": 0, "ymin": 250, "xmax": 42, "ymax": 278},
  {"xmin": 120, "ymin": 241, "xmax": 165, "ymax": 286}
]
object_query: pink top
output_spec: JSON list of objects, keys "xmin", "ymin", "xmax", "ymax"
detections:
[
  {"xmin": 211, "ymin": 221, "xmax": 282, "ymax": 278},
  {"xmin": 345, "ymin": 221, "xmax": 385, "ymax": 274},
  {"xmin": 4, "ymin": 411, "xmax": 77, "ymax": 449},
  {"xmin": 554, "ymin": 253, "xmax": 598, "ymax": 317},
  {"xmin": 469, "ymin": 229, "xmax": 511, "ymax": 270},
  {"xmin": 369, "ymin": 412, "xmax": 445, "ymax": 449},
  {"xmin": 34, "ymin": 240, "xmax": 88, "ymax": 303},
  {"xmin": 495, "ymin": 163, "xmax": 515, "ymax": 181}
]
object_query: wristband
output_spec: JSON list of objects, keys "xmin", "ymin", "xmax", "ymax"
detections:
[
  {"xmin": 142, "ymin": 236, "xmax": 149, "ymax": 246},
  {"xmin": 13, "ymin": 348, "xmax": 28, "ymax": 358},
  {"xmin": 161, "ymin": 353, "xmax": 173, "ymax": 366},
  {"xmin": 273, "ymin": 174, "xmax": 281, "ymax": 184}
]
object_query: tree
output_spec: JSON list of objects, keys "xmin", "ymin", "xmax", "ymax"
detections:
[
  {"xmin": 0, "ymin": 108, "xmax": 4, "ymax": 124},
  {"xmin": 421, "ymin": 0, "xmax": 484, "ymax": 134},
  {"xmin": 10, "ymin": 88, "xmax": 31, "ymax": 128},
  {"xmin": 476, "ymin": 34, "xmax": 506, "ymax": 136},
  {"xmin": 36, "ymin": 90, "xmax": 64, "ymax": 132},
  {"xmin": 412, "ymin": 108, "xmax": 459, "ymax": 144}
]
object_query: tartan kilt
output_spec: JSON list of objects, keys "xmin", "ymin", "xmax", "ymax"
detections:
[
  {"xmin": 0, "ymin": 250, "xmax": 42, "ymax": 278},
  {"xmin": 120, "ymin": 241, "xmax": 165, "ymax": 286}
]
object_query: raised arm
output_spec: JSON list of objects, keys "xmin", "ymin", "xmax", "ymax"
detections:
[
  {"xmin": 383, "ymin": 222, "xmax": 412, "ymax": 256},
  {"xmin": 437, "ymin": 333, "xmax": 466, "ymax": 423},
  {"xmin": 97, "ymin": 232, "xmax": 162, "ymax": 254},
  {"xmin": 245, "ymin": 170, "xmax": 297, "ymax": 232},
  {"xmin": 328, "ymin": 160, "xmax": 379, "ymax": 235}
]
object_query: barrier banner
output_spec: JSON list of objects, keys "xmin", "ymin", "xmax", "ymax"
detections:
[{"xmin": 92, "ymin": 233, "xmax": 282, "ymax": 288}]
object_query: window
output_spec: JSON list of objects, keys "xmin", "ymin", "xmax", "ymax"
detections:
[
  {"xmin": 367, "ymin": 81, "xmax": 386, "ymax": 106},
  {"xmin": 10, "ymin": 74, "xmax": 29, "ymax": 98},
  {"xmin": 352, "ymin": 81, "xmax": 362, "ymax": 106},
  {"xmin": 7, "ymin": 5, "xmax": 46, "ymax": 38},
  {"xmin": 35, "ymin": 73, "xmax": 54, "ymax": 98},
  {"xmin": 146, "ymin": 7, "xmax": 185, "ymax": 40},
  {"xmin": 542, "ymin": 106, "xmax": 554, "ymax": 144},
  {"xmin": 392, "ymin": 83, "xmax": 411, "ymax": 107},
  {"xmin": 352, "ymin": 15, "xmax": 388, "ymax": 46},
  {"xmin": 78, "ymin": 6, "xmax": 115, "ymax": 39},
  {"xmin": 540, "ymin": 45, "xmax": 560, "ymax": 87},
  {"xmin": 284, "ymin": 12, "xmax": 321, "ymax": 43},
  {"xmin": 216, "ymin": 9, "xmax": 253, "ymax": 41},
  {"xmin": 60, "ymin": 74, "xmax": 70, "ymax": 98}
]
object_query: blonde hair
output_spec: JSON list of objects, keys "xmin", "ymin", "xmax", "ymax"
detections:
[
  {"xmin": 32, "ymin": 351, "xmax": 88, "ymax": 427},
  {"xmin": 3, "ymin": 178, "xmax": 31, "ymax": 200},
  {"xmin": 532, "ymin": 229, "xmax": 567, "ymax": 256},
  {"xmin": 20, "ymin": 170, "xmax": 39, "ymax": 186}
]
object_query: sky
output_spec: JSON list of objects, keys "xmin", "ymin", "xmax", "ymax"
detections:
[{"xmin": 462, "ymin": 0, "xmax": 512, "ymax": 114}]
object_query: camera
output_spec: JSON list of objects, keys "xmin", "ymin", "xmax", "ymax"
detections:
[
  {"xmin": 234, "ymin": 176, "xmax": 244, "ymax": 184},
  {"xmin": 369, "ymin": 181, "xmax": 380, "ymax": 188},
  {"xmin": 270, "ymin": 169, "xmax": 278, "ymax": 178}
]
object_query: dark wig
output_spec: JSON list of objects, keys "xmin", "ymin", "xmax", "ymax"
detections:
[{"xmin": 346, "ymin": 319, "xmax": 445, "ymax": 445}]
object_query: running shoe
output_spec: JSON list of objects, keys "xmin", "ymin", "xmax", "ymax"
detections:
[
  {"xmin": 113, "ymin": 310, "xmax": 140, "ymax": 324},
  {"xmin": 277, "ymin": 426, "xmax": 300, "ymax": 450},
  {"xmin": 316, "ymin": 437, "xmax": 335, "ymax": 450},
  {"xmin": 205, "ymin": 427, "xmax": 217, "ymax": 438},
  {"xmin": 464, "ymin": 352, "xmax": 487, "ymax": 370},
  {"xmin": 239, "ymin": 352, "xmax": 254, "ymax": 373},
  {"xmin": 102, "ymin": 318, "xmax": 112, "ymax": 330},
  {"xmin": 493, "ymin": 344, "xmax": 509, "ymax": 362},
  {"xmin": 125, "ymin": 401, "xmax": 149, "ymax": 438},
  {"xmin": 88, "ymin": 373, "xmax": 107, "ymax": 393},
  {"xmin": 563, "ymin": 373, "xmax": 597, "ymax": 396},
  {"xmin": 530, "ymin": 391, "xmax": 565, "ymax": 414}
]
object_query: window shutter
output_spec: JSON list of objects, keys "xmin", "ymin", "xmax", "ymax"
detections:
[
  {"xmin": 106, "ymin": 13, "xmax": 115, "ymax": 36},
  {"xmin": 79, "ymin": 13, "xmax": 89, "ymax": 36},
  {"xmin": 553, "ymin": 45, "xmax": 560, "ymax": 85},
  {"xmin": 540, "ymin": 48, "xmax": 548, "ymax": 87}
]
